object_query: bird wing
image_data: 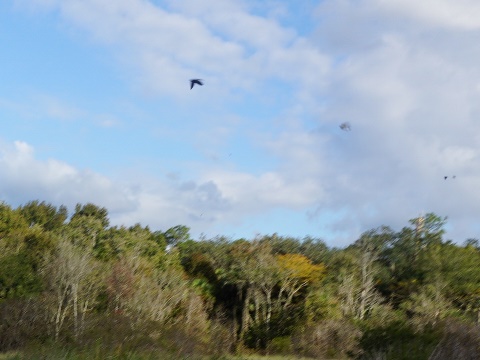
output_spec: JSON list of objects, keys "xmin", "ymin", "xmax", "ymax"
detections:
[{"xmin": 189, "ymin": 79, "xmax": 203, "ymax": 89}]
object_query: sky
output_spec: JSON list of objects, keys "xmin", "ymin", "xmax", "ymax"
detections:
[{"xmin": 1, "ymin": 0, "xmax": 480, "ymax": 247}]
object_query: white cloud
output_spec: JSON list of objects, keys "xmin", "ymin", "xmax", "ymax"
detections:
[
  {"xmin": 375, "ymin": 0, "xmax": 480, "ymax": 30},
  {"xmin": 0, "ymin": 140, "xmax": 136, "ymax": 213},
  {"xmin": 304, "ymin": 0, "xmax": 480, "ymax": 242},
  {"xmin": 15, "ymin": 0, "xmax": 330, "ymax": 98},
  {"xmin": 0, "ymin": 139, "xmax": 325, "ymax": 236},
  {"xmin": 165, "ymin": 0, "xmax": 296, "ymax": 50}
]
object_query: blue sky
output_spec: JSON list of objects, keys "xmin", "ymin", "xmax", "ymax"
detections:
[{"xmin": 2, "ymin": 0, "xmax": 480, "ymax": 246}]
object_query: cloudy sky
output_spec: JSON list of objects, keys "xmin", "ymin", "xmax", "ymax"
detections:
[{"xmin": 1, "ymin": 0, "xmax": 480, "ymax": 246}]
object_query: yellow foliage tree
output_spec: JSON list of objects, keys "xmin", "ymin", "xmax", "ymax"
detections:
[{"xmin": 276, "ymin": 254, "xmax": 326, "ymax": 310}]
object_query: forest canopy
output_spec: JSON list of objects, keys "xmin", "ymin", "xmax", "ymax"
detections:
[{"xmin": 0, "ymin": 200, "xmax": 479, "ymax": 359}]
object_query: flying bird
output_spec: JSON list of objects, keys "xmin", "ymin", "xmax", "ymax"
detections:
[
  {"xmin": 340, "ymin": 122, "xmax": 351, "ymax": 131},
  {"xmin": 190, "ymin": 79, "xmax": 203, "ymax": 89}
]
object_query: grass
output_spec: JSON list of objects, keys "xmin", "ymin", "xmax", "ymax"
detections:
[
  {"xmin": 0, "ymin": 349, "xmax": 173, "ymax": 360},
  {"xmin": 0, "ymin": 353, "xmax": 21, "ymax": 360},
  {"xmin": 224, "ymin": 357, "xmax": 315, "ymax": 360},
  {"xmin": 0, "ymin": 352, "xmax": 318, "ymax": 360}
]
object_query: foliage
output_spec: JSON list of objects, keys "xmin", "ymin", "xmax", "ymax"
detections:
[
  {"xmin": 293, "ymin": 319, "xmax": 363, "ymax": 358},
  {"xmin": 0, "ymin": 252, "xmax": 42, "ymax": 299},
  {"xmin": 1, "ymin": 200, "xmax": 480, "ymax": 359},
  {"xmin": 429, "ymin": 319, "xmax": 480, "ymax": 360},
  {"xmin": 18, "ymin": 201, "xmax": 67, "ymax": 232},
  {"xmin": 360, "ymin": 320, "xmax": 441, "ymax": 360}
]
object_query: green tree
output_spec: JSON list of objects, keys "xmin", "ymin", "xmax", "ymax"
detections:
[
  {"xmin": 164, "ymin": 225, "xmax": 191, "ymax": 247},
  {"xmin": 428, "ymin": 242, "xmax": 480, "ymax": 323},
  {"xmin": 0, "ymin": 252, "xmax": 42, "ymax": 299},
  {"xmin": 71, "ymin": 203, "xmax": 109, "ymax": 228},
  {"xmin": 0, "ymin": 202, "xmax": 28, "ymax": 237},
  {"xmin": 93, "ymin": 224, "xmax": 167, "ymax": 262},
  {"xmin": 401, "ymin": 282, "xmax": 452, "ymax": 331},
  {"xmin": 65, "ymin": 203, "xmax": 110, "ymax": 250},
  {"xmin": 382, "ymin": 213, "xmax": 448, "ymax": 305},
  {"xmin": 0, "ymin": 222, "xmax": 57, "ymax": 301},
  {"xmin": 18, "ymin": 201, "xmax": 67, "ymax": 231}
]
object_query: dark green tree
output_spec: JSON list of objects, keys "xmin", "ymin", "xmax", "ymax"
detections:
[
  {"xmin": 18, "ymin": 201, "xmax": 67, "ymax": 231},
  {"xmin": 0, "ymin": 202, "xmax": 28, "ymax": 237},
  {"xmin": 164, "ymin": 225, "xmax": 191, "ymax": 247},
  {"xmin": 65, "ymin": 203, "xmax": 110, "ymax": 250},
  {"xmin": 381, "ymin": 213, "xmax": 447, "ymax": 305},
  {"xmin": 71, "ymin": 203, "xmax": 109, "ymax": 228}
]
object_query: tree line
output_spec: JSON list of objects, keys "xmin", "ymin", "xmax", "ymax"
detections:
[{"xmin": 0, "ymin": 200, "xmax": 479, "ymax": 359}]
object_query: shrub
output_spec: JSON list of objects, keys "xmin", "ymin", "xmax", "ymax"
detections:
[
  {"xmin": 292, "ymin": 319, "xmax": 363, "ymax": 359},
  {"xmin": 429, "ymin": 320, "xmax": 480, "ymax": 360},
  {"xmin": 0, "ymin": 298, "xmax": 48, "ymax": 351},
  {"xmin": 360, "ymin": 320, "xmax": 441, "ymax": 360},
  {"xmin": 267, "ymin": 336, "xmax": 292, "ymax": 355}
]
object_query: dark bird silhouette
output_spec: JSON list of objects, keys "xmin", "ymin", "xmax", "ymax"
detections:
[
  {"xmin": 190, "ymin": 79, "xmax": 203, "ymax": 89},
  {"xmin": 340, "ymin": 122, "xmax": 351, "ymax": 131},
  {"xmin": 444, "ymin": 176, "xmax": 448, "ymax": 180}
]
